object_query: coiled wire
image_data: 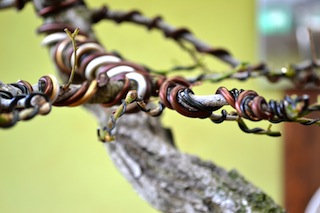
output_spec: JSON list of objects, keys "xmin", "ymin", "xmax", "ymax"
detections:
[
  {"xmin": 0, "ymin": 82, "xmax": 51, "ymax": 128},
  {"xmin": 39, "ymin": 23, "xmax": 153, "ymax": 109},
  {"xmin": 2, "ymin": 20, "xmax": 319, "ymax": 136}
]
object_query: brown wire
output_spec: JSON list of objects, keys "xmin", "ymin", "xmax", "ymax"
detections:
[{"xmin": 53, "ymin": 81, "xmax": 89, "ymax": 106}]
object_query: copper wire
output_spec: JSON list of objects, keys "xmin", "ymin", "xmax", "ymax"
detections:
[
  {"xmin": 69, "ymin": 80, "xmax": 97, "ymax": 106},
  {"xmin": 53, "ymin": 81, "xmax": 89, "ymax": 106}
]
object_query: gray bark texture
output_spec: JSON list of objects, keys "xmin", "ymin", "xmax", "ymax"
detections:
[
  {"xmin": 104, "ymin": 110, "xmax": 284, "ymax": 213},
  {"xmin": 32, "ymin": 1, "xmax": 285, "ymax": 212}
]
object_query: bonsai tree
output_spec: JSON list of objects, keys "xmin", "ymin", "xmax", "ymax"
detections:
[{"xmin": 1, "ymin": 0, "xmax": 318, "ymax": 212}]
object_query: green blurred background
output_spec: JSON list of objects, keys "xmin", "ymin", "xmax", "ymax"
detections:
[{"xmin": 0, "ymin": 1, "xmax": 283, "ymax": 212}]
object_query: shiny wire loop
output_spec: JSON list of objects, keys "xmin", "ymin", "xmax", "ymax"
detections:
[
  {"xmin": 158, "ymin": 77, "xmax": 213, "ymax": 118},
  {"xmin": 214, "ymin": 86, "xmax": 315, "ymax": 125},
  {"xmin": 210, "ymin": 109, "xmax": 228, "ymax": 124},
  {"xmin": 0, "ymin": 88, "xmax": 51, "ymax": 128}
]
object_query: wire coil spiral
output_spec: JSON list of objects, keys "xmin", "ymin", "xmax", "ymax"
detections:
[
  {"xmin": 38, "ymin": 23, "xmax": 154, "ymax": 109},
  {"xmin": 0, "ymin": 81, "xmax": 51, "ymax": 128},
  {"xmin": 1, "ymin": 3, "xmax": 320, "ymax": 141}
]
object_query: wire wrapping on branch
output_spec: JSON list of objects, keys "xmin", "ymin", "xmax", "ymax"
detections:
[
  {"xmin": 0, "ymin": 82, "xmax": 51, "ymax": 128},
  {"xmin": 2, "ymin": 69, "xmax": 318, "ymax": 137},
  {"xmin": 1, "ymin": 3, "xmax": 320, "ymax": 141},
  {"xmin": 158, "ymin": 77, "xmax": 213, "ymax": 118},
  {"xmin": 90, "ymin": 5, "xmax": 240, "ymax": 67},
  {"xmin": 90, "ymin": 6, "xmax": 320, "ymax": 88},
  {"xmin": 39, "ymin": 23, "xmax": 154, "ymax": 108}
]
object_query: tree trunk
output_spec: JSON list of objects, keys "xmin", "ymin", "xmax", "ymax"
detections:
[{"xmin": 95, "ymin": 107, "xmax": 284, "ymax": 212}]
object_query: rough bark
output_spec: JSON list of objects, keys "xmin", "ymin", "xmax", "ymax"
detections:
[
  {"xmin": 31, "ymin": 1, "xmax": 285, "ymax": 212},
  {"xmin": 86, "ymin": 104, "xmax": 284, "ymax": 213},
  {"xmin": 111, "ymin": 113, "xmax": 284, "ymax": 212}
]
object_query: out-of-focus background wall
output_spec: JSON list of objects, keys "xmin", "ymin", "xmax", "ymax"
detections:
[{"xmin": 0, "ymin": 1, "xmax": 284, "ymax": 212}]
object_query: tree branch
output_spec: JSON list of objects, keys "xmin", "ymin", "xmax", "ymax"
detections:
[{"xmin": 1, "ymin": 1, "xmax": 286, "ymax": 212}]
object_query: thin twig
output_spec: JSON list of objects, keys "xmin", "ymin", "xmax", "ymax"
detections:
[{"xmin": 63, "ymin": 28, "xmax": 79, "ymax": 90}]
